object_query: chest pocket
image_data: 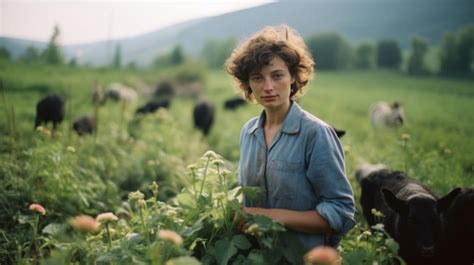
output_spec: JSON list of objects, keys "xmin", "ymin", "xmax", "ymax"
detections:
[{"xmin": 267, "ymin": 160, "xmax": 304, "ymax": 209}]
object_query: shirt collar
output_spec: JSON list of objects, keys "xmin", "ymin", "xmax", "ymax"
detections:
[{"xmin": 248, "ymin": 101, "xmax": 303, "ymax": 135}]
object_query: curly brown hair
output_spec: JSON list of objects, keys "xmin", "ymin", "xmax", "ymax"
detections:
[{"xmin": 225, "ymin": 25, "xmax": 315, "ymax": 102}]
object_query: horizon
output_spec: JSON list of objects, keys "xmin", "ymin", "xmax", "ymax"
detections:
[{"xmin": 0, "ymin": 0, "xmax": 273, "ymax": 45}]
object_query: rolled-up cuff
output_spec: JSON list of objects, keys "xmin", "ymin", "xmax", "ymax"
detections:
[{"xmin": 316, "ymin": 202, "xmax": 356, "ymax": 237}]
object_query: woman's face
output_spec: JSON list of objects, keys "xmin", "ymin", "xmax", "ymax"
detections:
[{"xmin": 248, "ymin": 56, "xmax": 294, "ymax": 112}]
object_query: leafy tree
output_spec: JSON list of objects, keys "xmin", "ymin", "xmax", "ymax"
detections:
[
  {"xmin": 354, "ymin": 43, "xmax": 375, "ymax": 69},
  {"xmin": 306, "ymin": 32, "xmax": 352, "ymax": 70},
  {"xmin": 170, "ymin": 45, "xmax": 184, "ymax": 65},
  {"xmin": 113, "ymin": 44, "xmax": 122, "ymax": 68},
  {"xmin": 173, "ymin": 62, "xmax": 207, "ymax": 84},
  {"xmin": 42, "ymin": 24, "xmax": 64, "ymax": 65},
  {"xmin": 439, "ymin": 32, "xmax": 459, "ymax": 75},
  {"xmin": 69, "ymin": 58, "xmax": 77, "ymax": 66},
  {"xmin": 407, "ymin": 36, "xmax": 430, "ymax": 75},
  {"xmin": 127, "ymin": 61, "xmax": 137, "ymax": 70},
  {"xmin": 0, "ymin": 47, "xmax": 11, "ymax": 60},
  {"xmin": 439, "ymin": 25, "xmax": 474, "ymax": 76},
  {"xmin": 22, "ymin": 46, "xmax": 41, "ymax": 63},
  {"xmin": 376, "ymin": 40, "xmax": 402, "ymax": 70},
  {"xmin": 153, "ymin": 53, "xmax": 171, "ymax": 69},
  {"xmin": 201, "ymin": 38, "xmax": 237, "ymax": 69},
  {"xmin": 456, "ymin": 25, "xmax": 474, "ymax": 74},
  {"xmin": 153, "ymin": 45, "xmax": 186, "ymax": 68}
]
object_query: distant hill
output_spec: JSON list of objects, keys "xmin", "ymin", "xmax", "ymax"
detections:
[
  {"xmin": 0, "ymin": 37, "xmax": 47, "ymax": 59},
  {"xmin": 1, "ymin": 0, "xmax": 473, "ymax": 66}
]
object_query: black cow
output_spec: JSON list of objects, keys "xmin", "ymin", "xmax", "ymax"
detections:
[
  {"xmin": 35, "ymin": 94, "xmax": 65, "ymax": 130},
  {"xmin": 332, "ymin": 127, "xmax": 345, "ymax": 138},
  {"xmin": 436, "ymin": 188, "xmax": 474, "ymax": 265},
  {"xmin": 224, "ymin": 97, "xmax": 247, "ymax": 110},
  {"xmin": 193, "ymin": 99, "xmax": 215, "ymax": 136},
  {"xmin": 135, "ymin": 99, "xmax": 170, "ymax": 115},
  {"xmin": 73, "ymin": 116, "xmax": 96, "ymax": 136},
  {"xmin": 357, "ymin": 166, "xmax": 460, "ymax": 265}
]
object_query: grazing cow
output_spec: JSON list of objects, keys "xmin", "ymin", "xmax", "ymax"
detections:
[
  {"xmin": 135, "ymin": 99, "xmax": 170, "ymax": 115},
  {"xmin": 356, "ymin": 163, "xmax": 460, "ymax": 265},
  {"xmin": 193, "ymin": 99, "xmax": 215, "ymax": 136},
  {"xmin": 224, "ymin": 97, "xmax": 247, "ymax": 110},
  {"xmin": 92, "ymin": 84, "xmax": 105, "ymax": 105},
  {"xmin": 436, "ymin": 188, "xmax": 474, "ymax": 265},
  {"xmin": 154, "ymin": 80, "xmax": 175, "ymax": 99},
  {"xmin": 73, "ymin": 116, "xmax": 96, "ymax": 136},
  {"xmin": 355, "ymin": 161, "xmax": 387, "ymax": 183},
  {"xmin": 370, "ymin": 101, "xmax": 405, "ymax": 128},
  {"xmin": 35, "ymin": 94, "xmax": 65, "ymax": 130},
  {"xmin": 106, "ymin": 83, "xmax": 137, "ymax": 103}
]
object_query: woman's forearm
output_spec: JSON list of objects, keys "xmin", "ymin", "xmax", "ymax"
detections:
[{"xmin": 244, "ymin": 207, "xmax": 332, "ymax": 234}]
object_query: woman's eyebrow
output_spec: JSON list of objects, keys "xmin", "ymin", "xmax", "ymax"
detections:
[
  {"xmin": 249, "ymin": 73, "xmax": 261, "ymax": 77},
  {"xmin": 271, "ymin": 69, "xmax": 285, "ymax": 74}
]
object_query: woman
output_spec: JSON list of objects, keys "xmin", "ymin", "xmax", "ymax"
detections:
[{"xmin": 225, "ymin": 25, "xmax": 355, "ymax": 250}]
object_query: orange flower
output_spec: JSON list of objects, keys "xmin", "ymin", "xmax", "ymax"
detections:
[
  {"xmin": 29, "ymin": 203, "xmax": 46, "ymax": 215},
  {"xmin": 70, "ymin": 215, "xmax": 100, "ymax": 233},
  {"xmin": 304, "ymin": 246, "xmax": 341, "ymax": 265}
]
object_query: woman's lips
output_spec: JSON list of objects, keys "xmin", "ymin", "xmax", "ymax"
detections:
[{"xmin": 261, "ymin": 95, "xmax": 277, "ymax": 102}]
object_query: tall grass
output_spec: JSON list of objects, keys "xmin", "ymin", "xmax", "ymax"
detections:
[{"xmin": 0, "ymin": 61, "xmax": 473, "ymax": 264}]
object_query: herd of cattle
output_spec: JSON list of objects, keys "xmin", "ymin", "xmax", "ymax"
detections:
[
  {"xmin": 34, "ymin": 82, "xmax": 249, "ymax": 137},
  {"xmin": 33, "ymin": 83, "xmax": 472, "ymax": 264}
]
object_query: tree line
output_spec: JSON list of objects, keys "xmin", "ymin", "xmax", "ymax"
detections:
[
  {"xmin": 1, "ymin": 24, "xmax": 472, "ymax": 77},
  {"xmin": 196, "ymin": 24, "xmax": 473, "ymax": 77}
]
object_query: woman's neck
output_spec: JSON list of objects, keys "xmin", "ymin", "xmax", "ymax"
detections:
[{"xmin": 264, "ymin": 101, "xmax": 291, "ymax": 128}]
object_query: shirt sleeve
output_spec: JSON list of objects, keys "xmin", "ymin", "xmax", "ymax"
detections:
[{"xmin": 306, "ymin": 125, "xmax": 356, "ymax": 240}]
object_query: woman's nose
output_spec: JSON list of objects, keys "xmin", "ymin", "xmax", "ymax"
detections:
[{"xmin": 263, "ymin": 78, "xmax": 273, "ymax": 91}]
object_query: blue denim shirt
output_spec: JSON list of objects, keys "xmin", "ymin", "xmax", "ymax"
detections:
[{"xmin": 238, "ymin": 101, "xmax": 355, "ymax": 250}]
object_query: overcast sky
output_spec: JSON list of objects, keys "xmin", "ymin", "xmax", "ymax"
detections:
[{"xmin": 0, "ymin": 0, "xmax": 272, "ymax": 45}]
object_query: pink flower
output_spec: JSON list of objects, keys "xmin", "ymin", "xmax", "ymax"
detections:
[
  {"xmin": 157, "ymin": 229, "xmax": 183, "ymax": 246},
  {"xmin": 69, "ymin": 215, "xmax": 100, "ymax": 233},
  {"xmin": 29, "ymin": 203, "xmax": 46, "ymax": 215},
  {"xmin": 304, "ymin": 246, "xmax": 341, "ymax": 265},
  {"xmin": 96, "ymin": 212, "xmax": 118, "ymax": 223}
]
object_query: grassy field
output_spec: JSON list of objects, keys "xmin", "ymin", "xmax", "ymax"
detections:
[{"xmin": 1, "ymin": 60, "xmax": 473, "ymax": 264}]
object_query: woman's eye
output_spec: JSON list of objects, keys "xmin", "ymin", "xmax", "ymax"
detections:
[{"xmin": 250, "ymin": 76, "xmax": 262, "ymax": 82}]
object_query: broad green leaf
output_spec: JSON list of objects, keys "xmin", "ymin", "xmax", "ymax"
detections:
[
  {"xmin": 177, "ymin": 193, "xmax": 196, "ymax": 208},
  {"xmin": 385, "ymin": 238, "xmax": 400, "ymax": 254},
  {"xmin": 18, "ymin": 214, "xmax": 34, "ymax": 225},
  {"xmin": 237, "ymin": 186, "xmax": 263, "ymax": 200},
  {"xmin": 42, "ymin": 223, "xmax": 63, "ymax": 235},
  {"xmin": 126, "ymin": 233, "xmax": 144, "ymax": 248},
  {"xmin": 248, "ymin": 250, "xmax": 265, "ymax": 265},
  {"xmin": 214, "ymin": 238, "xmax": 237, "ymax": 265},
  {"xmin": 343, "ymin": 249, "xmax": 367, "ymax": 265},
  {"xmin": 231, "ymin": 234, "xmax": 251, "ymax": 250}
]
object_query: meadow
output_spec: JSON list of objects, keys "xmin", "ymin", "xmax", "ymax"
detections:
[{"xmin": 1, "ymin": 60, "xmax": 473, "ymax": 264}]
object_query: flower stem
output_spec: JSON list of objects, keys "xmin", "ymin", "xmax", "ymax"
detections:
[
  {"xmin": 191, "ymin": 169, "xmax": 197, "ymax": 200},
  {"xmin": 31, "ymin": 214, "xmax": 39, "ymax": 254},
  {"xmin": 105, "ymin": 223, "xmax": 112, "ymax": 249},
  {"xmin": 139, "ymin": 208, "xmax": 151, "ymax": 247},
  {"xmin": 198, "ymin": 157, "xmax": 211, "ymax": 197}
]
